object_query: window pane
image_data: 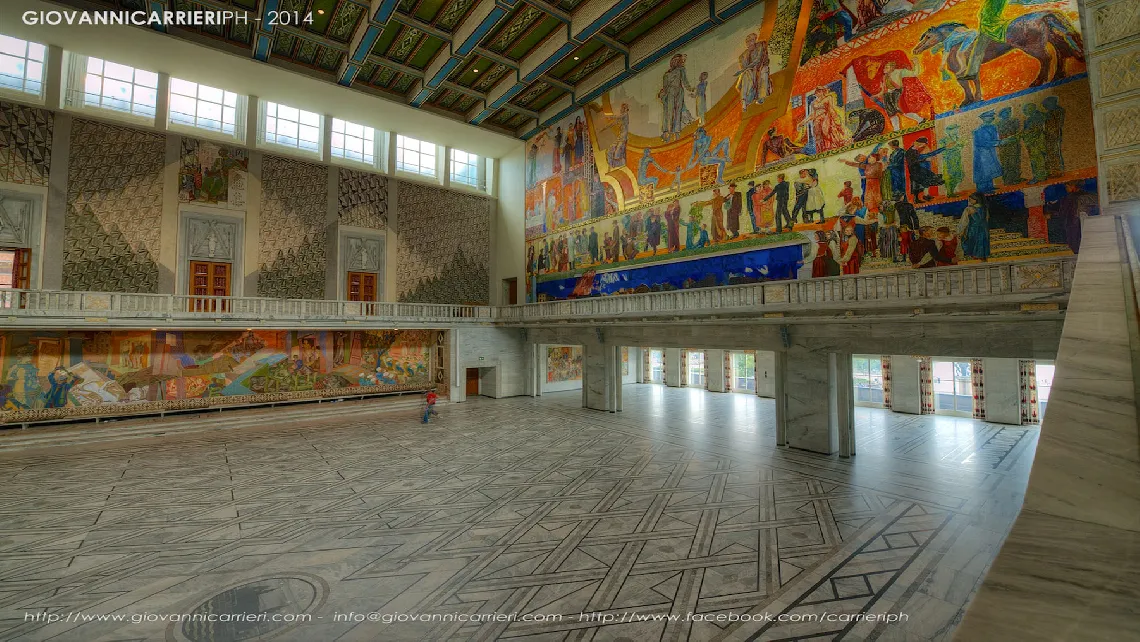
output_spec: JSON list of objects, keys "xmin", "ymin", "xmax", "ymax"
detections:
[
  {"xmin": 104, "ymin": 61, "xmax": 133, "ymax": 82},
  {"xmin": 0, "ymin": 36, "xmax": 25, "ymax": 58},
  {"xmin": 170, "ymin": 77, "xmax": 196, "ymax": 96},
  {"xmin": 199, "ymin": 84, "xmax": 223, "ymax": 103},
  {"xmin": 135, "ymin": 69, "xmax": 158, "ymax": 87}
]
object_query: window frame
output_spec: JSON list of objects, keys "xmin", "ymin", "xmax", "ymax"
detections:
[
  {"xmin": 394, "ymin": 134, "xmax": 439, "ymax": 179},
  {"xmin": 257, "ymin": 99, "xmax": 324, "ymax": 159},
  {"xmin": 167, "ymin": 77, "xmax": 247, "ymax": 143},
  {"xmin": 330, "ymin": 117, "xmax": 383, "ymax": 170},
  {"xmin": 449, "ymin": 148, "xmax": 483, "ymax": 190},
  {"xmin": 63, "ymin": 52, "xmax": 160, "ymax": 125},
  {"xmin": 0, "ymin": 34, "xmax": 47, "ymax": 103}
]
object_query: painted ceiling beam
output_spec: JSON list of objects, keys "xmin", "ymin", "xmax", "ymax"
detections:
[
  {"xmin": 468, "ymin": 0, "xmax": 639, "ymax": 125},
  {"xmin": 389, "ymin": 12, "xmax": 454, "ymax": 42},
  {"xmin": 253, "ymin": 0, "xmax": 280, "ymax": 61},
  {"xmin": 541, "ymin": 74, "xmax": 574, "ymax": 94},
  {"xmin": 473, "ymin": 46, "xmax": 520, "ymax": 70},
  {"xmin": 337, "ymin": 0, "xmax": 403, "ymax": 85},
  {"xmin": 409, "ymin": 0, "xmax": 518, "ymax": 107},
  {"xmin": 148, "ymin": 0, "xmax": 170, "ymax": 33},
  {"xmin": 367, "ymin": 54, "xmax": 426, "ymax": 78}
]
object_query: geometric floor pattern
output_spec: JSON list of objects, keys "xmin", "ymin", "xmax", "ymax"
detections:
[{"xmin": 0, "ymin": 385, "xmax": 1039, "ymax": 641}]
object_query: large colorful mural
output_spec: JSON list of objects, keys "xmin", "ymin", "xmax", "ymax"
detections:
[
  {"xmin": 179, "ymin": 138, "xmax": 249, "ymax": 209},
  {"xmin": 0, "ymin": 329, "xmax": 439, "ymax": 424},
  {"xmin": 524, "ymin": 0, "xmax": 1099, "ymax": 301},
  {"xmin": 546, "ymin": 346, "xmax": 583, "ymax": 383}
]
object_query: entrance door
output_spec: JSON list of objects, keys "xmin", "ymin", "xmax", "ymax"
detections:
[
  {"xmin": 465, "ymin": 368, "xmax": 480, "ymax": 395},
  {"xmin": 347, "ymin": 271, "xmax": 378, "ymax": 302},
  {"xmin": 648, "ymin": 349, "xmax": 664, "ymax": 384},
  {"xmin": 0, "ymin": 248, "xmax": 30, "ymax": 307},
  {"xmin": 189, "ymin": 261, "xmax": 231, "ymax": 312},
  {"xmin": 932, "ymin": 360, "xmax": 973, "ymax": 416},
  {"xmin": 503, "ymin": 278, "xmax": 518, "ymax": 305},
  {"xmin": 730, "ymin": 352, "xmax": 756, "ymax": 392}
]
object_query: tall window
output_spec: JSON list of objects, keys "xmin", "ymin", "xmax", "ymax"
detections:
[
  {"xmin": 852, "ymin": 356, "xmax": 884, "ymax": 405},
  {"xmin": 66, "ymin": 54, "xmax": 158, "ymax": 119},
  {"xmin": 932, "ymin": 360, "xmax": 974, "ymax": 416},
  {"xmin": 260, "ymin": 101, "xmax": 321, "ymax": 155},
  {"xmin": 331, "ymin": 118, "xmax": 376, "ymax": 166},
  {"xmin": 396, "ymin": 135, "xmax": 437, "ymax": 177},
  {"xmin": 649, "ymin": 349, "xmax": 664, "ymax": 384},
  {"xmin": 687, "ymin": 351, "xmax": 706, "ymax": 388},
  {"xmin": 168, "ymin": 78, "xmax": 245, "ymax": 140},
  {"xmin": 731, "ymin": 352, "xmax": 756, "ymax": 392},
  {"xmin": 0, "ymin": 35, "xmax": 46, "ymax": 99},
  {"xmin": 450, "ymin": 149, "xmax": 481, "ymax": 188},
  {"xmin": 1036, "ymin": 362, "xmax": 1055, "ymax": 419}
]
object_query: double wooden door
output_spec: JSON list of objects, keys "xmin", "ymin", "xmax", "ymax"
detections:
[
  {"xmin": 347, "ymin": 271, "xmax": 378, "ymax": 302},
  {"xmin": 189, "ymin": 261, "xmax": 231, "ymax": 312}
]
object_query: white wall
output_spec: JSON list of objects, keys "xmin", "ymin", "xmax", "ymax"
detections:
[
  {"xmin": 706, "ymin": 349, "xmax": 726, "ymax": 392},
  {"xmin": 756, "ymin": 350, "xmax": 776, "ymax": 398},
  {"xmin": 982, "ymin": 358, "xmax": 1022, "ymax": 425},
  {"xmin": 494, "ymin": 146, "xmax": 526, "ymax": 304},
  {"xmin": 890, "ymin": 356, "xmax": 922, "ymax": 415},
  {"xmin": 665, "ymin": 348, "xmax": 682, "ymax": 387},
  {"xmin": 453, "ymin": 327, "xmax": 526, "ymax": 401}
]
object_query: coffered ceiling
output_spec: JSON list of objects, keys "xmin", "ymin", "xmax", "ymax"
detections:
[{"xmin": 48, "ymin": 0, "xmax": 764, "ymax": 138}]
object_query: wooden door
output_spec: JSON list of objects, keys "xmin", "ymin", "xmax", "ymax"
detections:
[
  {"xmin": 12, "ymin": 249, "xmax": 30, "ymax": 289},
  {"xmin": 189, "ymin": 261, "xmax": 231, "ymax": 312},
  {"xmin": 465, "ymin": 368, "xmax": 480, "ymax": 395},
  {"xmin": 504, "ymin": 277, "xmax": 518, "ymax": 305},
  {"xmin": 347, "ymin": 271, "xmax": 378, "ymax": 302}
]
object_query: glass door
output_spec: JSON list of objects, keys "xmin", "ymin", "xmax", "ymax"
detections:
[
  {"xmin": 731, "ymin": 351, "xmax": 756, "ymax": 392},
  {"xmin": 852, "ymin": 356, "xmax": 884, "ymax": 406},
  {"xmin": 687, "ymin": 350, "xmax": 706, "ymax": 388},
  {"xmin": 932, "ymin": 360, "xmax": 973, "ymax": 416},
  {"xmin": 648, "ymin": 349, "xmax": 665, "ymax": 384}
]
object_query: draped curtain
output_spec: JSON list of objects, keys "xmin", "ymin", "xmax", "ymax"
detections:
[
  {"xmin": 680, "ymin": 350, "xmax": 689, "ymax": 387},
  {"xmin": 1019, "ymin": 360, "xmax": 1039, "ymax": 424},
  {"xmin": 881, "ymin": 355, "xmax": 892, "ymax": 410},
  {"xmin": 971, "ymin": 358, "xmax": 986, "ymax": 420},
  {"xmin": 643, "ymin": 348, "xmax": 651, "ymax": 382},
  {"xmin": 919, "ymin": 357, "xmax": 934, "ymax": 414},
  {"xmin": 724, "ymin": 352, "xmax": 733, "ymax": 392}
]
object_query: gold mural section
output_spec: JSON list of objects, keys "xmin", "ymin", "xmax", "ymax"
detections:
[
  {"xmin": 525, "ymin": 0, "xmax": 1099, "ymax": 299},
  {"xmin": 0, "ymin": 329, "xmax": 445, "ymax": 424}
]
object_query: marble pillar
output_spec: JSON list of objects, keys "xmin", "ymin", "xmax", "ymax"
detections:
[
  {"xmin": 783, "ymin": 346, "xmax": 839, "ymax": 454},
  {"xmin": 890, "ymin": 356, "xmax": 922, "ymax": 414},
  {"xmin": 774, "ymin": 351, "xmax": 787, "ymax": 446},
  {"xmin": 834, "ymin": 352, "xmax": 855, "ymax": 457},
  {"xmin": 982, "ymin": 358, "xmax": 1022, "ymax": 425},
  {"xmin": 582, "ymin": 344, "xmax": 619, "ymax": 412},
  {"xmin": 523, "ymin": 342, "xmax": 540, "ymax": 397},
  {"xmin": 756, "ymin": 350, "xmax": 776, "ymax": 398},
  {"xmin": 706, "ymin": 349, "xmax": 727, "ymax": 392},
  {"xmin": 664, "ymin": 348, "xmax": 682, "ymax": 387}
]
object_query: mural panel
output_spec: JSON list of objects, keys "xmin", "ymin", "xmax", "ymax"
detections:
[
  {"xmin": 178, "ymin": 138, "xmax": 249, "ymax": 209},
  {"xmin": 546, "ymin": 346, "xmax": 583, "ymax": 383},
  {"xmin": 0, "ymin": 329, "xmax": 437, "ymax": 424},
  {"xmin": 0, "ymin": 100, "xmax": 52, "ymax": 185},
  {"xmin": 396, "ymin": 182, "xmax": 492, "ymax": 304},
  {"xmin": 524, "ymin": 0, "xmax": 1099, "ymax": 301}
]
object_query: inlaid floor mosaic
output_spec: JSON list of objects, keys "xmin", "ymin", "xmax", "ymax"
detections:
[{"xmin": 0, "ymin": 386, "xmax": 1039, "ymax": 641}]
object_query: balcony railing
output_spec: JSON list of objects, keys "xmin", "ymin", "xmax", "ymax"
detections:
[{"xmin": 0, "ymin": 257, "xmax": 1074, "ymax": 327}]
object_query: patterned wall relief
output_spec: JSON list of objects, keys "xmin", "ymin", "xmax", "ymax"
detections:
[
  {"xmin": 396, "ymin": 182, "xmax": 492, "ymax": 304},
  {"xmin": 178, "ymin": 138, "xmax": 249, "ymax": 209},
  {"xmin": 258, "ymin": 155, "xmax": 328, "ymax": 299},
  {"xmin": 547, "ymin": 346, "xmax": 582, "ymax": 383},
  {"xmin": 0, "ymin": 328, "xmax": 438, "ymax": 424},
  {"xmin": 0, "ymin": 101, "xmax": 52, "ymax": 185},
  {"xmin": 338, "ymin": 169, "xmax": 387, "ymax": 230},
  {"xmin": 64, "ymin": 120, "xmax": 164, "ymax": 292},
  {"xmin": 524, "ymin": 0, "xmax": 1100, "ymax": 301}
]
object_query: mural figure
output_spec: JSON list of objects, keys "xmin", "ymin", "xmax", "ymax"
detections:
[
  {"xmin": 905, "ymin": 137, "xmax": 946, "ymax": 201},
  {"xmin": 726, "ymin": 183, "xmax": 743, "ymax": 238},
  {"xmin": 812, "ymin": 230, "xmax": 841, "ymax": 277},
  {"xmin": 914, "ymin": 7, "xmax": 1085, "ymax": 106},
  {"xmin": 553, "ymin": 127, "xmax": 563, "ymax": 174},
  {"xmin": 1021, "ymin": 103, "xmax": 1049, "ymax": 183},
  {"xmin": 936, "ymin": 227, "xmax": 959, "ymax": 265},
  {"xmin": 696, "ymin": 187, "xmax": 729, "ymax": 242},
  {"xmin": 686, "ymin": 127, "xmax": 732, "ymax": 182},
  {"xmin": 5, "ymin": 345, "xmax": 41, "ymax": 410},
  {"xmin": 44, "ymin": 367, "xmax": 78, "ymax": 409},
  {"xmin": 681, "ymin": 204, "xmax": 703, "ymax": 249},
  {"xmin": 803, "ymin": 0, "xmax": 856, "ymax": 62},
  {"xmin": 1043, "ymin": 95, "xmax": 1065, "ymax": 177},
  {"xmin": 606, "ymin": 104, "xmax": 631, "ymax": 167},
  {"xmin": 958, "ymin": 193, "xmax": 992, "ymax": 260},
  {"xmin": 764, "ymin": 173, "xmax": 794, "ymax": 233},
  {"xmin": 847, "ymin": 108, "xmax": 887, "ymax": 141},
  {"xmin": 1053, "ymin": 180, "xmax": 1096, "ymax": 252},
  {"xmin": 803, "ymin": 87, "xmax": 850, "ymax": 154},
  {"xmin": 694, "ymin": 72, "xmax": 710, "ymax": 123},
  {"xmin": 638, "ymin": 148, "xmax": 670, "ymax": 189},
  {"xmin": 972, "ymin": 111, "xmax": 1003, "ymax": 192},
  {"xmin": 737, "ymin": 33, "xmax": 772, "ymax": 111},
  {"xmin": 886, "ymin": 140, "xmax": 908, "ymax": 199},
  {"xmin": 996, "ymin": 107, "xmax": 1024, "ymax": 186},
  {"xmin": 755, "ymin": 180, "xmax": 776, "ymax": 232},
  {"xmin": 760, "ymin": 127, "xmax": 804, "ymax": 166},
  {"xmin": 942, "ymin": 124, "xmax": 966, "ymax": 197},
  {"xmin": 527, "ymin": 142, "xmax": 539, "ymax": 189},
  {"xmin": 659, "ymin": 54, "xmax": 696, "ymax": 142},
  {"xmin": 838, "ymin": 224, "xmax": 864, "ymax": 274},
  {"xmin": 647, "ymin": 209, "xmax": 663, "ymax": 254},
  {"xmin": 847, "ymin": 54, "xmax": 933, "ymax": 131},
  {"xmin": 909, "ymin": 225, "xmax": 939, "ymax": 267},
  {"xmin": 664, "ymin": 200, "xmax": 682, "ymax": 251}
]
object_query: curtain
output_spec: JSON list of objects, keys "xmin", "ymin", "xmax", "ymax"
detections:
[
  {"xmin": 680, "ymin": 350, "xmax": 688, "ymax": 387},
  {"xmin": 918, "ymin": 357, "xmax": 934, "ymax": 414},
  {"xmin": 1019, "ymin": 360, "xmax": 1039, "ymax": 424},
  {"xmin": 724, "ymin": 352, "xmax": 733, "ymax": 391},
  {"xmin": 881, "ymin": 355, "xmax": 892, "ymax": 410},
  {"xmin": 971, "ymin": 358, "xmax": 986, "ymax": 420},
  {"xmin": 643, "ymin": 348, "xmax": 651, "ymax": 382}
]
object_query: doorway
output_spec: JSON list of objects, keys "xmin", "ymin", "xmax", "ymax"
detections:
[
  {"xmin": 852, "ymin": 356, "xmax": 885, "ymax": 407},
  {"xmin": 502, "ymin": 277, "xmax": 518, "ymax": 305},
  {"xmin": 188, "ymin": 260, "xmax": 231, "ymax": 311},
  {"xmin": 347, "ymin": 271, "xmax": 378, "ymax": 302},
  {"xmin": 686, "ymin": 350, "xmax": 706, "ymax": 388},
  {"xmin": 465, "ymin": 368, "xmax": 480, "ymax": 396},
  {"xmin": 0, "ymin": 248, "xmax": 30, "ymax": 306},
  {"xmin": 729, "ymin": 351, "xmax": 756, "ymax": 393},
  {"xmin": 647, "ymin": 348, "xmax": 665, "ymax": 384},
  {"xmin": 932, "ymin": 360, "xmax": 974, "ymax": 416}
]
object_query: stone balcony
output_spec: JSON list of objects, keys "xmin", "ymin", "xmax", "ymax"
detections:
[{"xmin": 1, "ymin": 257, "xmax": 1076, "ymax": 330}]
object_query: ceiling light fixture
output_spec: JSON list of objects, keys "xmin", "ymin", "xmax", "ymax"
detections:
[
  {"xmin": 317, "ymin": 9, "xmax": 325, "ymax": 14},
  {"xmin": 573, "ymin": 56, "xmax": 580, "ymax": 60},
  {"xmin": 473, "ymin": 68, "xmax": 479, "ymax": 72}
]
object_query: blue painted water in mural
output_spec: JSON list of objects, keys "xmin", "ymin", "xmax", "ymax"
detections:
[{"xmin": 536, "ymin": 244, "xmax": 804, "ymax": 301}]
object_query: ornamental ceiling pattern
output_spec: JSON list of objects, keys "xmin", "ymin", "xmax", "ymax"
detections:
[{"xmin": 51, "ymin": 0, "xmax": 749, "ymax": 137}]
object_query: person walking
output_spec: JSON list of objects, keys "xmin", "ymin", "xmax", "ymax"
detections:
[{"xmin": 422, "ymin": 389, "xmax": 439, "ymax": 423}]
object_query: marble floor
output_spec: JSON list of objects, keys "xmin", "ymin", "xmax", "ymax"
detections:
[{"xmin": 0, "ymin": 385, "xmax": 1040, "ymax": 642}]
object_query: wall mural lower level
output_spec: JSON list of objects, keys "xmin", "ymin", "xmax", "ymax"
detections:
[{"xmin": 0, "ymin": 329, "xmax": 443, "ymax": 424}]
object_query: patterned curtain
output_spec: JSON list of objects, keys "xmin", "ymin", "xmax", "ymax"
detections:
[
  {"xmin": 724, "ymin": 352, "xmax": 733, "ymax": 391},
  {"xmin": 643, "ymin": 348, "xmax": 651, "ymax": 382},
  {"xmin": 919, "ymin": 357, "xmax": 935, "ymax": 414},
  {"xmin": 881, "ymin": 356, "xmax": 892, "ymax": 410},
  {"xmin": 1019, "ymin": 360, "xmax": 1040, "ymax": 424},
  {"xmin": 680, "ymin": 350, "xmax": 689, "ymax": 387},
  {"xmin": 971, "ymin": 358, "xmax": 986, "ymax": 420}
]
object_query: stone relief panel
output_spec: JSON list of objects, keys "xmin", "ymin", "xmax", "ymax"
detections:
[
  {"xmin": 186, "ymin": 216, "xmax": 238, "ymax": 262},
  {"xmin": 0, "ymin": 100, "xmax": 52, "ymax": 185},
  {"xmin": 258, "ymin": 155, "xmax": 328, "ymax": 299},
  {"xmin": 396, "ymin": 182, "xmax": 491, "ymax": 304},
  {"xmin": 178, "ymin": 138, "xmax": 249, "ymax": 209},
  {"xmin": 1106, "ymin": 161, "xmax": 1140, "ymax": 202},
  {"xmin": 1094, "ymin": 0, "xmax": 1140, "ymax": 47},
  {"xmin": 64, "ymin": 120, "xmax": 163, "ymax": 292},
  {"xmin": 1102, "ymin": 104, "xmax": 1140, "ymax": 150},
  {"xmin": 1099, "ymin": 47, "xmax": 1140, "ymax": 98},
  {"xmin": 0, "ymin": 195, "xmax": 33, "ymax": 247},
  {"xmin": 338, "ymin": 169, "xmax": 387, "ymax": 230},
  {"xmin": 345, "ymin": 235, "xmax": 383, "ymax": 272}
]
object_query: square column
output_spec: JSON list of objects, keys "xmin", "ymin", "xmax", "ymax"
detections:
[
  {"xmin": 582, "ymin": 344, "xmax": 622, "ymax": 412},
  {"xmin": 664, "ymin": 348, "xmax": 682, "ymax": 387},
  {"xmin": 706, "ymin": 350, "xmax": 727, "ymax": 392},
  {"xmin": 774, "ymin": 351, "xmax": 787, "ymax": 446},
  {"xmin": 783, "ymin": 347, "xmax": 839, "ymax": 454},
  {"xmin": 833, "ymin": 352, "xmax": 855, "ymax": 458}
]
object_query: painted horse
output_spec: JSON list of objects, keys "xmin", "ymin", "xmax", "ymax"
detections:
[{"xmin": 913, "ymin": 11, "xmax": 1084, "ymax": 106}]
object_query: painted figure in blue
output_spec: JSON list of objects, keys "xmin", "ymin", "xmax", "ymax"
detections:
[
  {"xmin": 44, "ymin": 367, "xmax": 77, "ymax": 409},
  {"xmin": 694, "ymin": 225, "xmax": 711, "ymax": 249},
  {"xmin": 886, "ymin": 139, "xmax": 907, "ymax": 199},
  {"xmin": 5, "ymin": 346, "xmax": 42, "ymax": 410},
  {"xmin": 958, "ymin": 192, "xmax": 991, "ymax": 260},
  {"xmin": 973, "ymin": 111, "xmax": 1003, "ymax": 192},
  {"xmin": 637, "ymin": 148, "xmax": 669, "ymax": 189},
  {"xmin": 1043, "ymin": 95, "xmax": 1065, "ymax": 177},
  {"xmin": 694, "ymin": 71, "xmax": 709, "ymax": 122},
  {"xmin": 685, "ymin": 127, "xmax": 731, "ymax": 183},
  {"xmin": 680, "ymin": 204, "xmax": 703, "ymax": 249}
]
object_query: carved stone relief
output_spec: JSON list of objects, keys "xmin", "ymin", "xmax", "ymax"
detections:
[{"xmin": 186, "ymin": 216, "xmax": 238, "ymax": 262}]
